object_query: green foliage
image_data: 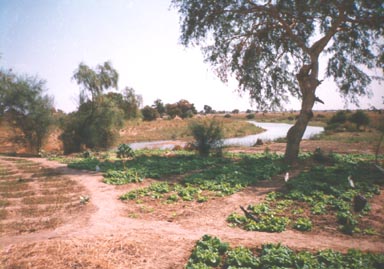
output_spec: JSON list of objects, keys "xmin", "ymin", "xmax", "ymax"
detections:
[
  {"xmin": 225, "ymin": 246, "xmax": 259, "ymax": 268},
  {"xmin": 61, "ymin": 62, "xmax": 125, "ymax": 153},
  {"xmin": 186, "ymin": 236, "xmax": 384, "ymax": 269},
  {"xmin": 328, "ymin": 111, "xmax": 348, "ymax": 125},
  {"xmin": 326, "ymin": 110, "xmax": 371, "ymax": 131},
  {"xmin": 189, "ymin": 119, "xmax": 224, "ymax": 157},
  {"xmin": 246, "ymin": 113, "xmax": 255, "ymax": 120},
  {"xmin": 116, "ymin": 144, "xmax": 135, "ymax": 159},
  {"xmin": 0, "ymin": 70, "xmax": 54, "ymax": 153},
  {"xmin": 228, "ymin": 154, "xmax": 382, "ymax": 235},
  {"xmin": 227, "ymin": 202, "xmax": 290, "ymax": 233},
  {"xmin": 172, "ymin": 1, "xmax": 382, "ymax": 110},
  {"xmin": 105, "ymin": 88, "xmax": 142, "ymax": 119},
  {"xmin": 186, "ymin": 235, "xmax": 228, "ymax": 268},
  {"xmin": 68, "ymin": 151, "xmax": 286, "ymax": 204},
  {"xmin": 72, "ymin": 61, "xmax": 118, "ymax": 103},
  {"xmin": 165, "ymin": 99, "xmax": 197, "ymax": 119},
  {"xmin": 103, "ymin": 169, "xmax": 143, "ymax": 184},
  {"xmin": 141, "ymin": 105, "xmax": 160, "ymax": 121},
  {"xmin": 349, "ymin": 110, "xmax": 370, "ymax": 130},
  {"xmin": 293, "ymin": 217, "xmax": 313, "ymax": 231}
]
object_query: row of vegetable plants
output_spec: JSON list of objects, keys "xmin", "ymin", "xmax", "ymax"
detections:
[{"xmin": 186, "ymin": 235, "xmax": 384, "ymax": 269}]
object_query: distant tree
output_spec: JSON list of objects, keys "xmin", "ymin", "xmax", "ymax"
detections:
[
  {"xmin": 153, "ymin": 99, "xmax": 166, "ymax": 116},
  {"xmin": 166, "ymin": 99, "xmax": 197, "ymax": 119},
  {"xmin": 232, "ymin": 109, "xmax": 239, "ymax": 114},
  {"xmin": 165, "ymin": 103, "xmax": 182, "ymax": 119},
  {"xmin": 141, "ymin": 105, "xmax": 160, "ymax": 121},
  {"xmin": 349, "ymin": 110, "xmax": 370, "ymax": 130},
  {"xmin": 122, "ymin": 87, "xmax": 142, "ymax": 119},
  {"xmin": 172, "ymin": 0, "xmax": 384, "ymax": 164},
  {"xmin": 203, "ymin": 105, "xmax": 213, "ymax": 114},
  {"xmin": 328, "ymin": 111, "xmax": 348, "ymax": 125},
  {"xmin": 0, "ymin": 70, "xmax": 53, "ymax": 153}
]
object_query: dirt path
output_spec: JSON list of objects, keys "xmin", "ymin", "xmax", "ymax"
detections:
[{"xmin": 1, "ymin": 158, "xmax": 384, "ymax": 268}]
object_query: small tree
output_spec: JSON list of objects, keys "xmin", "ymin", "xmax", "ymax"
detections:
[
  {"xmin": 189, "ymin": 119, "xmax": 223, "ymax": 157},
  {"xmin": 204, "ymin": 105, "xmax": 213, "ymax": 114},
  {"xmin": 116, "ymin": 143, "xmax": 135, "ymax": 168},
  {"xmin": 0, "ymin": 70, "xmax": 53, "ymax": 154},
  {"xmin": 153, "ymin": 99, "xmax": 166, "ymax": 116},
  {"xmin": 349, "ymin": 110, "xmax": 370, "ymax": 130}
]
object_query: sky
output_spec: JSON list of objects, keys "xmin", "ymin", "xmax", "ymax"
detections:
[{"xmin": 0, "ymin": 0, "xmax": 383, "ymax": 113}]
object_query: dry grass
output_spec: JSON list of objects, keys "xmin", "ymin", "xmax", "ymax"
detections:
[
  {"xmin": 0, "ymin": 157, "xmax": 86, "ymax": 236},
  {"xmin": 118, "ymin": 116, "xmax": 263, "ymax": 143},
  {"xmin": 1, "ymin": 236, "xmax": 142, "ymax": 269}
]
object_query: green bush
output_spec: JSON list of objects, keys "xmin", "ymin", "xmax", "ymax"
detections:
[
  {"xmin": 189, "ymin": 119, "xmax": 224, "ymax": 157},
  {"xmin": 349, "ymin": 110, "xmax": 370, "ymax": 130}
]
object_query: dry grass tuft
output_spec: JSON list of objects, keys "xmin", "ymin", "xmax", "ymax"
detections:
[{"xmin": 1, "ymin": 236, "xmax": 142, "ymax": 269}]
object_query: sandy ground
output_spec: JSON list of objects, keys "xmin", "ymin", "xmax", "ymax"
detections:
[{"xmin": 1, "ymin": 149, "xmax": 383, "ymax": 268}]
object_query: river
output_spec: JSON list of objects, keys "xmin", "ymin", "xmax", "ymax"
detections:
[{"xmin": 130, "ymin": 121, "xmax": 324, "ymax": 150}]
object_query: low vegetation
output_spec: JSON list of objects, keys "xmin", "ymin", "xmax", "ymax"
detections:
[
  {"xmin": 228, "ymin": 153, "xmax": 383, "ymax": 235},
  {"xmin": 186, "ymin": 235, "xmax": 384, "ymax": 269}
]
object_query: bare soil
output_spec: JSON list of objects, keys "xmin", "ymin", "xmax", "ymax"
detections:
[{"xmin": 1, "ymin": 141, "xmax": 384, "ymax": 268}]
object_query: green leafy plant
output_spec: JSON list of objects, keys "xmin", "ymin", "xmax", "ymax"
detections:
[
  {"xmin": 189, "ymin": 119, "xmax": 224, "ymax": 157},
  {"xmin": 225, "ymin": 246, "xmax": 259, "ymax": 268},
  {"xmin": 103, "ymin": 169, "xmax": 143, "ymax": 185},
  {"xmin": 186, "ymin": 235, "xmax": 229, "ymax": 268},
  {"xmin": 185, "ymin": 236, "xmax": 384, "ymax": 269},
  {"xmin": 293, "ymin": 217, "xmax": 312, "ymax": 231}
]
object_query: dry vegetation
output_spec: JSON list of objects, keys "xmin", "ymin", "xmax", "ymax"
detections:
[{"xmin": 0, "ymin": 157, "xmax": 86, "ymax": 236}]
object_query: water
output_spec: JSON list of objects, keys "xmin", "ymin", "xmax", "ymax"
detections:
[
  {"xmin": 129, "ymin": 121, "xmax": 324, "ymax": 150},
  {"xmin": 223, "ymin": 121, "xmax": 324, "ymax": 147}
]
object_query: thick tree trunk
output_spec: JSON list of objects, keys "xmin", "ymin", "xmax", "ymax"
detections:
[{"xmin": 284, "ymin": 63, "xmax": 319, "ymax": 165}]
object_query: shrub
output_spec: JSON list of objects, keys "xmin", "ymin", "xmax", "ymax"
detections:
[
  {"xmin": 116, "ymin": 144, "xmax": 135, "ymax": 159},
  {"xmin": 189, "ymin": 119, "xmax": 223, "ymax": 157},
  {"xmin": 141, "ymin": 105, "xmax": 159, "ymax": 121},
  {"xmin": 349, "ymin": 110, "xmax": 370, "ymax": 130},
  {"xmin": 246, "ymin": 113, "xmax": 255, "ymax": 119},
  {"xmin": 328, "ymin": 111, "xmax": 348, "ymax": 125}
]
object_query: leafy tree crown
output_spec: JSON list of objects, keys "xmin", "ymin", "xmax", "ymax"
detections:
[{"xmin": 172, "ymin": 0, "xmax": 384, "ymax": 110}]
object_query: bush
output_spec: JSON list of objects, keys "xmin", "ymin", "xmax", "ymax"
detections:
[
  {"xmin": 141, "ymin": 105, "xmax": 159, "ymax": 121},
  {"xmin": 328, "ymin": 111, "xmax": 348, "ymax": 125},
  {"xmin": 246, "ymin": 113, "xmax": 255, "ymax": 119},
  {"xmin": 349, "ymin": 110, "xmax": 370, "ymax": 130},
  {"xmin": 189, "ymin": 119, "xmax": 224, "ymax": 157}
]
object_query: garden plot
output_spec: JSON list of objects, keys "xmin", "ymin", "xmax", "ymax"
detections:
[{"xmin": 0, "ymin": 157, "xmax": 85, "ymax": 235}]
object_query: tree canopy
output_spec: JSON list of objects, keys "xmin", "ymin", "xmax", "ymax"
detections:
[
  {"xmin": 61, "ymin": 62, "xmax": 125, "ymax": 153},
  {"xmin": 73, "ymin": 61, "xmax": 118, "ymax": 104},
  {"xmin": 172, "ymin": 0, "xmax": 384, "ymax": 163},
  {"xmin": 0, "ymin": 70, "xmax": 54, "ymax": 153}
]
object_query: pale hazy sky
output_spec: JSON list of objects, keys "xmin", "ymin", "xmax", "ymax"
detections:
[{"xmin": 1, "ymin": 0, "xmax": 383, "ymax": 113}]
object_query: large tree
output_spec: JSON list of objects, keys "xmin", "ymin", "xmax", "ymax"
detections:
[
  {"xmin": 0, "ymin": 70, "xmax": 54, "ymax": 153},
  {"xmin": 61, "ymin": 62, "xmax": 124, "ymax": 153},
  {"xmin": 73, "ymin": 61, "xmax": 118, "ymax": 104},
  {"xmin": 172, "ymin": 0, "xmax": 384, "ymax": 163}
]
